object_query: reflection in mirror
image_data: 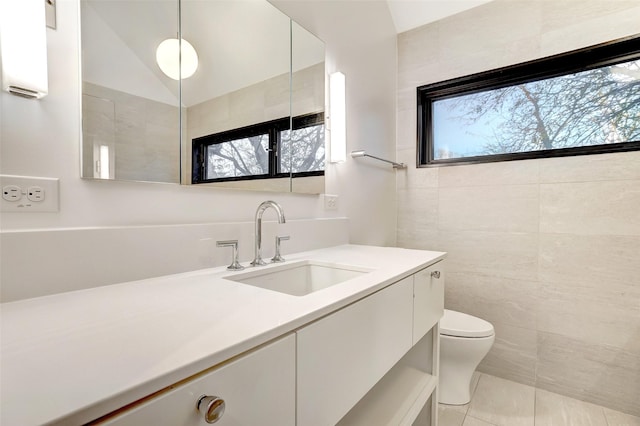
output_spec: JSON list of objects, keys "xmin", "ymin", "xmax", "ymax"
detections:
[
  {"xmin": 81, "ymin": 0, "xmax": 325, "ymax": 193},
  {"xmin": 290, "ymin": 21, "xmax": 326, "ymax": 194},
  {"xmin": 182, "ymin": 0, "xmax": 292, "ymax": 192},
  {"xmin": 183, "ymin": 1, "xmax": 326, "ymax": 194},
  {"xmin": 80, "ymin": 0, "xmax": 181, "ymax": 183}
]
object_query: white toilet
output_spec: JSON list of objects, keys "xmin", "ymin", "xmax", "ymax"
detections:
[{"xmin": 439, "ymin": 309, "xmax": 495, "ymax": 405}]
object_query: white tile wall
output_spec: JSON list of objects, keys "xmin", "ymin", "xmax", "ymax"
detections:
[
  {"xmin": 397, "ymin": 0, "xmax": 640, "ymax": 416},
  {"xmin": 540, "ymin": 180, "xmax": 640, "ymax": 235},
  {"xmin": 438, "ymin": 185, "xmax": 539, "ymax": 233},
  {"xmin": 83, "ymin": 82, "xmax": 180, "ymax": 183}
]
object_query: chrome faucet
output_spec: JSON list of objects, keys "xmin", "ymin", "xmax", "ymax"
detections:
[{"xmin": 250, "ymin": 201, "xmax": 286, "ymax": 266}]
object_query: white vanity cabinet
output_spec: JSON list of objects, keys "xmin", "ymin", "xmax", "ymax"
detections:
[
  {"xmin": 87, "ymin": 259, "xmax": 444, "ymax": 426},
  {"xmin": 298, "ymin": 261, "xmax": 445, "ymax": 426},
  {"xmin": 96, "ymin": 334, "xmax": 296, "ymax": 426},
  {"xmin": 296, "ymin": 276, "xmax": 415, "ymax": 426}
]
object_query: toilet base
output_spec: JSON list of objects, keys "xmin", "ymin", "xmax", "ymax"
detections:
[
  {"xmin": 438, "ymin": 364, "xmax": 474, "ymax": 405},
  {"xmin": 439, "ymin": 333, "xmax": 494, "ymax": 405}
]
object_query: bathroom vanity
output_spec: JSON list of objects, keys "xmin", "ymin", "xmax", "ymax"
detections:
[{"xmin": 0, "ymin": 245, "xmax": 445, "ymax": 425}]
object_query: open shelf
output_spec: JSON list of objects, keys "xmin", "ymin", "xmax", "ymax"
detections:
[{"xmin": 336, "ymin": 364, "xmax": 437, "ymax": 426}]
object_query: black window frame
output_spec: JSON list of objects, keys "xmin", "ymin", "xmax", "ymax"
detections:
[
  {"xmin": 192, "ymin": 112, "xmax": 325, "ymax": 184},
  {"xmin": 417, "ymin": 35, "xmax": 640, "ymax": 167}
]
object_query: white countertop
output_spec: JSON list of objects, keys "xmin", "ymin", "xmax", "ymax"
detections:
[{"xmin": 0, "ymin": 244, "xmax": 445, "ymax": 425}]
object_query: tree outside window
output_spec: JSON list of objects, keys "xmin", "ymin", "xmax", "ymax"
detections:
[{"xmin": 419, "ymin": 37, "xmax": 640, "ymax": 166}]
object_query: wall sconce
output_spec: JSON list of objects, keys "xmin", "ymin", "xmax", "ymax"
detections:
[
  {"xmin": 156, "ymin": 38, "xmax": 199, "ymax": 81},
  {"xmin": 329, "ymin": 71, "xmax": 346, "ymax": 163},
  {"xmin": 0, "ymin": 0, "xmax": 49, "ymax": 99}
]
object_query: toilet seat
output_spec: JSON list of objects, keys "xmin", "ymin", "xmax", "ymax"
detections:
[{"xmin": 440, "ymin": 309, "xmax": 494, "ymax": 338}]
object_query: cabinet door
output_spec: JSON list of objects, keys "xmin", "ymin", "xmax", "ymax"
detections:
[
  {"xmin": 297, "ymin": 277, "xmax": 414, "ymax": 426},
  {"xmin": 98, "ymin": 334, "xmax": 295, "ymax": 426},
  {"xmin": 413, "ymin": 262, "xmax": 444, "ymax": 344}
]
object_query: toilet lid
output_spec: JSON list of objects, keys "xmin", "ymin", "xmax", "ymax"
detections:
[{"xmin": 440, "ymin": 309, "xmax": 494, "ymax": 338}]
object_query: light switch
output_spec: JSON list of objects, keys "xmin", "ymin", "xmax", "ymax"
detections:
[{"xmin": 324, "ymin": 194, "xmax": 338, "ymax": 211}]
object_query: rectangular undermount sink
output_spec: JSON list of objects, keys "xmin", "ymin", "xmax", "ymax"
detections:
[{"xmin": 224, "ymin": 260, "xmax": 373, "ymax": 296}]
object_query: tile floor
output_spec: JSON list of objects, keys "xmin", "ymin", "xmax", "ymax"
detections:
[{"xmin": 439, "ymin": 373, "xmax": 640, "ymax": 426}]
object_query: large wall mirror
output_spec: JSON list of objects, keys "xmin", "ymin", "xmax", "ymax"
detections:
[{"xmin": 80, "ymin": 0, "xmax": 325, "ymax": 194}]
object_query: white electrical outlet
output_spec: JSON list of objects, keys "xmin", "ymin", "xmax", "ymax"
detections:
[
  {"xmin": 2, "ymin": 185, "xmax": 22, "ymax": 202},
  {"xmin": 324, "ymin": 194, "xmax": 338, "ymax": 211},
  {"xmin": 27, "ymin": 186, "xmax": 45, "ymax": 202},
  {"xmin": 0, "ymin": 175, "xmax": 59, "ymax": 212}
]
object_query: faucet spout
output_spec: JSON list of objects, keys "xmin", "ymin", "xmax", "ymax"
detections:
[{"xmin": 250, "ymin": 201, "xmax": 286, "ymax": 266}]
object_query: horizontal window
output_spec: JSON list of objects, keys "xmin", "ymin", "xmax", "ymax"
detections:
[
  {"xmin": 192, "ymin": 113, "xmax": 324, "ymax": 184},
  {"xmin": 418, "ymin": 36, "xmax": 640, "ymax": 166}
]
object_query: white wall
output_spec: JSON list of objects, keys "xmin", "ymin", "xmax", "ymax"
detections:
[{"xmin": 0, "ymin": 0, "xmax": 398, "ymax": 300}]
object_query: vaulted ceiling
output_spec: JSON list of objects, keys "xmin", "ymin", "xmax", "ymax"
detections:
[{"xmin": 386, "ymin": 0, "xmax": 494, "ymax": 33}]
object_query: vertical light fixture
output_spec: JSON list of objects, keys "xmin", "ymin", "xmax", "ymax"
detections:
[
  {"xmin": 98, "ymin": 145, "xmax": 110, "ymax": 179},
  {"xmin": 329, "ymin": 71, "xmax": 346, "ymax": 163},
  {"xmin": 0, "ymin": 0, "xmax": 49, "ymax": 99}
]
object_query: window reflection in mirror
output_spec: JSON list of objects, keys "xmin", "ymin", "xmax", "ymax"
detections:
[
  {"xmin": 191, "ymin": 112, "xmax": 324, "ymax": 185},
  {"xmin": 281, "ymin": 113, "xmax": 325, "ymax": 174},
  {"xmin": 182, "ymin": 1, "xmax": 326, "ymax": 194},
  {"xmin": 206, "ymin": 136, "xmax": 270, "ymax": 180}
]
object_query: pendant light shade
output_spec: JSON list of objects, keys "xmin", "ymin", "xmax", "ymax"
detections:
[{"xmin": 156, "ymin": 38, "xmax": 198, "ymax": 80}]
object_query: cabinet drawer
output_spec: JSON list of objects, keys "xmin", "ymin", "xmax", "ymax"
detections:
[
  {"xmin": 413, "ymin": 261, "xmax": 444, "ymax": 344},
  {"xmin": 296, "ymin": 277, "xmax": 414, "ymax": 426},
  {"xmin": 98, "ymin": 334, "xmax": 296, "ymax": 426}
]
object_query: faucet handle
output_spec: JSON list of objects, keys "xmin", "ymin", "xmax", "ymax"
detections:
[
  {"xmin": 271, "ymin": 235, "xmax": 289, "ymax": 263},
  {"xmin": 216, "ymin": 240, "xmax": 244, "ymax": 270}
]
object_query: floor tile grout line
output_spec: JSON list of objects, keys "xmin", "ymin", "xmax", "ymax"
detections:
[
  {"xmin": 533, "ymin": 387, "xmax": 537, "ymax": 426},
  {"xmin": 603, "ymin": 406, "xmax": 611, "ymax": 426}
]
